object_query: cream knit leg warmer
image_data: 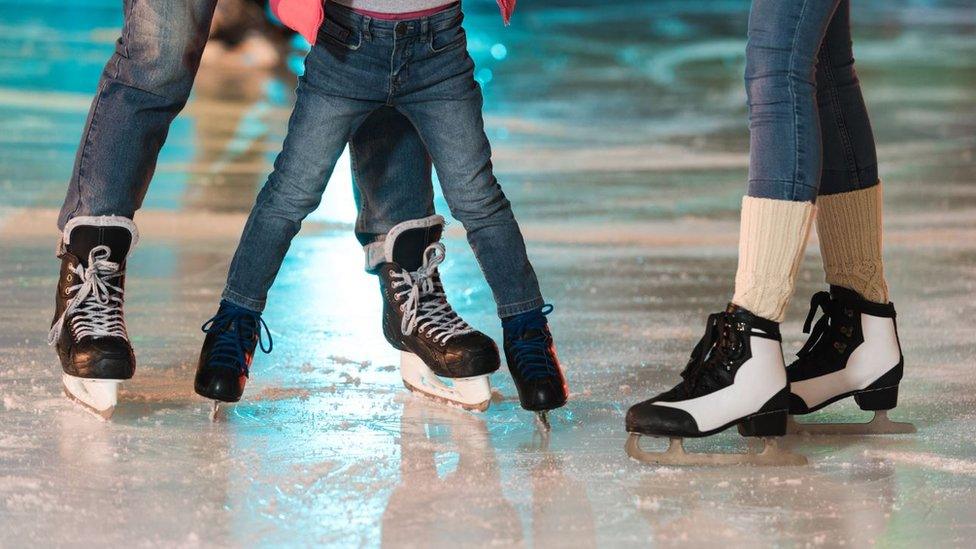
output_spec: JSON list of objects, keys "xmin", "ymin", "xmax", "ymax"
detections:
[
  {"xmin": 815, "ymin": 183, "xmax": 889, "ymax": 304},
  {"xmin": 731, "ymin": 197, "xmax": 816, "ymax": 322}
]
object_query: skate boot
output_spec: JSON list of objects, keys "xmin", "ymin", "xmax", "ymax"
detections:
[
  {"xmin": 625, "ymin": 305, "xmax": 807, "ymax": 466},
  {"xmin": 786, "ymin": 286, "xmax": 914, "ymax": 435},
  {"xmin": 48, "ymin": 216, "xmax": 139, "ymax": 420},
  {"xmin": 377, "ymin": 216, "xmax": 500, "ymax": 411},
  {"xmin": 195, "ymin": 300, "xmax": 272, "ymax": 418},
  {"xmin": 502, "ymin": 305, "xmax": 568, "ymax": 430}
]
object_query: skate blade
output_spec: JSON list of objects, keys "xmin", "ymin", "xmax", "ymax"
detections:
[
  {"xmin": 536, "ymin": 411, "xmax": 552, "ymax": 432},
  {"xmin": 625, "ymin": 434, "xmax": 808, "ymax": 467},
  {"xmin": 209, "ymin": 401, "xmax": 224, "ymax": 422},
  {"xmin": 400, "ymin": 352, "xmax": 491, "ymax": 412},
  {"xmin": 62, "ymin": 374, "xmax": 120, "ymax": 421},
  {"xmin": 787, "ymin": 410, "xmax": 916, "ymax": 435}
]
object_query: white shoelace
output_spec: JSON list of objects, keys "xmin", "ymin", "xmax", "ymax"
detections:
[
  {"xmin": 48, "ymin": 245, "xmax": 128, "ymax": 346},
  {"xmin": 393, "ymin": 242, "xmax": 474, "ymax": 345}
]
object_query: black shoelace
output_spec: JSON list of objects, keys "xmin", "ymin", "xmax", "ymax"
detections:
[{"xmin": 679, "ymin": 311, "xmax": 745, "ymax": 395}]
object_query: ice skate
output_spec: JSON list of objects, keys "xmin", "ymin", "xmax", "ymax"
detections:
[
  {"xmin": 377, "ymin": 216, "xmax": 500, "ymax": 412},
  {"xmin": 786, "ymin": 286, "xmax": 915, "ymax": 435},
  {"xmin": 195, "ymin": 300, "xmax": 272, "ymax": 415},
  {"xmin": 502, "ymin": 305, "xmax": 569, "ymax": 430},
  {"xmin": 625, "ymin": 305, "xmax": 807, "ymax": 466},
  {"xmin": 49, "ymin": 216, "xmax": 139, "ymax": 419}
]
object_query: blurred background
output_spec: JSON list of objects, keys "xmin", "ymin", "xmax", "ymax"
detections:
[{"xmin": 1, "ymin": 1, "xmax": 975, "ymax": 546}]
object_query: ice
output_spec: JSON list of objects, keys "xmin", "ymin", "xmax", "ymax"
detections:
[{"xmin": 2, "ymin": 0, "xmax": 976, "ymax": 546}]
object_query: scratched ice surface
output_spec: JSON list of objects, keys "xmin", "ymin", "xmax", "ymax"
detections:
[{"xmin": 1, "ymin": 0, "xmax": 975, "ymax": 546}]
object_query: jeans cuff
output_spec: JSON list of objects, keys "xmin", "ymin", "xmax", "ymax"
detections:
[
  {"xmin": 497, "ymin": 296, "xmax": 545, "ymax": 319},
  {"xmin": 221, "ymin": 288, "xmax": 266, "ymax": 313}
]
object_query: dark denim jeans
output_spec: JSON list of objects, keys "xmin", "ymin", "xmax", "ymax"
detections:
[
  {"xmin": 745, "ymin": 0, "xmax": 879, "ymax": 201},
  {"xmin": 58, "ymin": 0, "xmax": 435, "ymax": 249},
  {"xmin": 222, "ymin": 2, "xmax": 543, "ymax": 317}
]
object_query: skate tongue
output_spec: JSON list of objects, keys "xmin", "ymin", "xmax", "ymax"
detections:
[
  {"xmin": 67, "ymin": 225, "xmax": 133, "ymax": 267},
  {"xmin": 390, "ymin": 224, "xmax": 443, "ymax": 272}
]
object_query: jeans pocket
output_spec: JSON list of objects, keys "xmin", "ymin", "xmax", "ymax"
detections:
[
  {"xmin": 429, "ymin": 16, "xmax": 466, "ymax": 53},
  {"xmin": 320, "ymin": 15, "xmax": 362, "ymax": 50}
]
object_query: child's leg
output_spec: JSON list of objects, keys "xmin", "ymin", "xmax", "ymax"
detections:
[
  {"xmin": 813, "ymin": 0, "xmax": 888, "ymax": 303},
  {"xmin": 395, "ymin": 82, "xmax": 543, "ymax": 319},
  {"xmin": 392, "ymin": 11, "xmax": 565, "ymax": 416},
  {"xmin": 221, "ymin": 80, "xmax": 377, "ymax": 312}
]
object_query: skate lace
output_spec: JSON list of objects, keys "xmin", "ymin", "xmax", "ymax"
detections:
[
  {"xmin": 797, "ymin": 291, "xmax": 839, "ymax": 358},
  {"xmin": 679, "ymin": 312, "xmax": 744, "ymax": 395},
  {"xmin": 47, "ymin": 246, "xmax": 127, "ymax": 346},
  {"xmin": 504, "ymin": 304, "xmax": 556, "ymax": 381},
  {"xmin": 392, "ymin": 242, "xmax": 473, "ymax": 345},
  {"xmin": 201, "ymin": 306, "xmax": 272, "ymax": 374}
]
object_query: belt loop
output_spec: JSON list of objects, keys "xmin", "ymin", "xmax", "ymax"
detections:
[
  {"xmin": 421, "ymin": 19, "xmax": 430, "ymax": 43},
  {"xmin": 361, "ymin": 16, "xmax": 372, "ymax": 42}
]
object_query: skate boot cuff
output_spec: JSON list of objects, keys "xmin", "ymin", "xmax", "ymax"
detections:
[
  {"xmin": 829, "ymin": 285, "xmax": 895, "ymax": 317},
  {"xmin": 364, "ymin": 215, "xmax": 445, "ymax": 272},
  {"xmin": 58, "ymin": 216, "xmax": 140, "ymax": 257}
]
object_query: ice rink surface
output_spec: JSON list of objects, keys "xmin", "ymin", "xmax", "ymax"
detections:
[{"xmin": 2, "ymin": 0, "xmax": 975, "ymax": 546}]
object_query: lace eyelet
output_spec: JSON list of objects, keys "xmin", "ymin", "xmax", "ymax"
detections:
[
  {"xmin": 64, "ymin": 288, "xmax": 71, "ymax": 295},
  {"xmin": 833, "ymin": 342, "xmax": 847, "ymax": 353}
]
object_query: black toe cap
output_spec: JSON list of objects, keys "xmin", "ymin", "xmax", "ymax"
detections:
[
  {"xmin": 625, "ymin": 400, "xmax": 700, "ymax": 437},
  {"xmin": 69, "ymin": 337, "xmax": 135, "ymax": 379},
  {"xmin": 195, "ymin": 367, "xmax": 246, "ymax": 403}
]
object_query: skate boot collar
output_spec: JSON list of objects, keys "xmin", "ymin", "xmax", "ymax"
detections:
[
  {"xmin": 724, "ymin": 303, "xmax": 781, "ymax": 339},
  {"xmin": 828, "ymin": 285, "xmax": 896, "ymax": 316},
  {"xmin": 60, "ymin": 216, "xmax": 139, "ymax": 265},
  {"xmin": 383, "ymin": 215, "xmax": 445, "ymax": 271}
]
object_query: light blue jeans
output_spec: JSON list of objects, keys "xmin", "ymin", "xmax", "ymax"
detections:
[
  {"xmin": 745, "ymin": 0, "xmax": 879, "ymax": 201},
  {"xmin": 222, "ymin": 2, "xmax": 544, "ymax": 317},
  {"xmin": 57, "ymin": 1, "xmax": 436, "ymax": 258}
]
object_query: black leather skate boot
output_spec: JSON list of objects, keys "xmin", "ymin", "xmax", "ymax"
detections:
[
  {"xmin": 49, "ymin": 216, "xmax": 138, "ymax": 418},
  {"xmin": 376, "ymin": 216, "xmax": 500, "ymax": 411}
]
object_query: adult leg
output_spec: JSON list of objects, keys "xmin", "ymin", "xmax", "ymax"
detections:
[
  {"xmin": 813, "ymin": 0, "xmax": 888, "ymax": 303},
  {"xmin": 348, "ymin": 107, "xmax": 435, "ymax": 270},
  {"xmin": 625, "ymin": 0, "xmax": 845, "ymax": 463},
  {"xmin": 51, "ymin": 0, "xmax": 216, "ymax": 417},
  {"xmin": 787, "ymin": 1, "xmax": 909, "ymax": 434},
  {"xmin": 732, "ymin": 0, "xmax": 842, "ymax": 322},
  {"xmin": 58, "ymin": 0, "xmax": 218, "ymax": 228}
]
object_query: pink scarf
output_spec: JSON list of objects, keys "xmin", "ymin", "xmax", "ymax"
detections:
[{"xmin": 270, "ymin": 1, "xmax": 516, "ymax": 45}]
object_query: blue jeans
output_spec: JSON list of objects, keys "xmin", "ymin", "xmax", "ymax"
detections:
[
  {"xmin": 222, "ymin": 2, "xmax": 543, "ymax": 318},
  {"xmin": 58, "ymin": 0, "xmax": 435, "ymax": 248},
  {"xmin": 745, "ymin": 0, "xmax": 879, "ymax": 202}
]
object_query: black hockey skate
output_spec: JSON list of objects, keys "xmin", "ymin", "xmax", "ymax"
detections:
[
  {"xmin": 786, "ymin": 286, "xmax": 914, "ymax": 435},
  {"xmin": 195, "ymin": 300, "xmax": 272, "ymax": 416},
  {"xmin": 502, "ymin": 305, "xmax": 568, "ymax": 429},
  {"xmin": 625, "ymin": 305, "xmax": 807, "ymax": 466},
  {"xmin": 49, "ymin": 216, "xmax": 138, "ymax": 419},
  {"xmin": 376, "ymin": 216, "xmax": 500, "ymax": 411}
]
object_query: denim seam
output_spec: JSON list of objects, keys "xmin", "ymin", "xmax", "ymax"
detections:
[
  {"xmin": 65, "ymin": 83, "xmax": 108, "ymax": 225},
  {"xmin": 349, "ymin": 143, "xmax": 369, "ymax": 235},
  {"xmin": 818, "ymin": 49, "xmax": 861, "ymax": 189},
  {"xmin": 788, "ymin": 0, "xmax": 812, "ymax": 200},
  {"xmin": 222, "ymin": 287, "xmax": 266, "ymax": 312},
  {"xmin": 498, "ymin": 297, "xmax": 545, "ymax": 318}
]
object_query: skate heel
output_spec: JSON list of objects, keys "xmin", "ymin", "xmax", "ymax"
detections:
[
  {"xmin": 737, "ymin": 410, "xmax": 788, "ymax": 438},
  {"xmin": 854, "ymin": 384, "xmax": 898, "ymax": 411}
]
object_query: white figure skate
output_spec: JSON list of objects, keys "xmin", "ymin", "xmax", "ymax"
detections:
[
  {"xmin": 625, "ymin": 305, "xmax": 808, "ymax": 466},
  {"xmin": 787, "ymin": 287, "xmax": 915, "ymax": 435}
]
